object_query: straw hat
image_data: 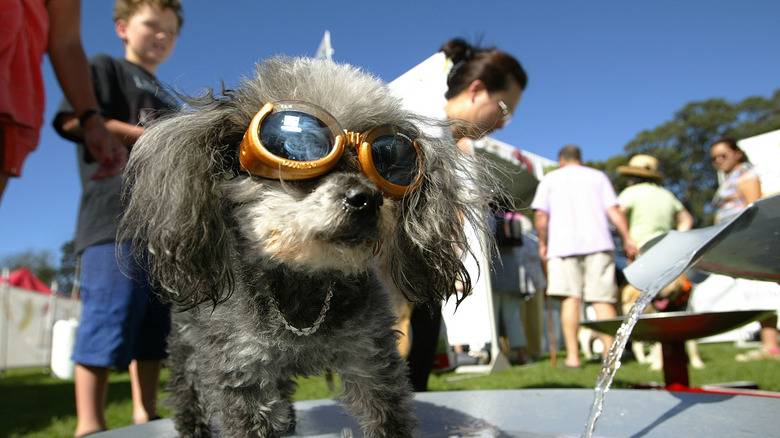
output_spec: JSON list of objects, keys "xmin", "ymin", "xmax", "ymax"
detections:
[{"xmin": 617, "ymin": 154, "xmax": 664, "ymax": 180}]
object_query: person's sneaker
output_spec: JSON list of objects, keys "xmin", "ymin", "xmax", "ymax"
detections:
[{"xmin": 735, "ymin": 348, "xmax": 780, "ymax": 362}]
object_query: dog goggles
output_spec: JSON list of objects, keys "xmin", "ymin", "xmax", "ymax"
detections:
[{"xmin": 239, "ymin": 101, "xmax": 423, "ymax": 197}]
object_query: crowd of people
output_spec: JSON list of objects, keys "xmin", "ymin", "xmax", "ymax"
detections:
[{"xmin": 3, "ymin": 0, "xmax": 778, "ymax": 435}]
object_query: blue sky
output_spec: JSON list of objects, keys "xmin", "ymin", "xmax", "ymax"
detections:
[{"xmin": 1, "ymin": 0, "xmax": 778, "ymax": 261}]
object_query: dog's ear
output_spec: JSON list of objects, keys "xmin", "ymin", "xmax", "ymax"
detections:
[
  {"xmin": 388, "ymin": 134, "xmax": 500, "ymax": 309},
  {"xmin": 119, "ymin": 96, "xmax": 240, "ymax": 308}
]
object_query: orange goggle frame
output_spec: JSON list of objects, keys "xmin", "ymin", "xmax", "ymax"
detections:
[{"xmin": 239, "ymin": 101, "xmax": 423, "ymax": 197}]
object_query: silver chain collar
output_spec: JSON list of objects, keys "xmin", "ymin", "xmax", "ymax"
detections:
[{"xmin": 271, "ymin": 288, "xmax": 333, "ymax": 337}]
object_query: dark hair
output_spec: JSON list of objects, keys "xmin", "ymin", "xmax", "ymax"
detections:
[
  {"xmin": 558, "ymin": 144, "xmax": 581, "ymax": 162},
  {"xmin": 710, "ymin": 137, "xmax": 749, "ymax": 163},
  {"xmin": 626, "ymin": 175, "xmax": 659, "ymax": 186},
  {"xmin": 440, "ymin": 38, "xmax": 528, "ymax": 100}
]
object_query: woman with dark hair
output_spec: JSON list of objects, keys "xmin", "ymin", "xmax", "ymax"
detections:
[
  {"xmin": 709, "ymin": 137, "xmax": 779, "ymax": 361},
  {"xmin": 440, "ymin": 38, "xmax": 527, "ymax": 141},
  {"xmin": 390, "ymin": 38, "xmax": 528, "ymax": 390},
  {"xmin": 710, "ymin": 137, "xmax": 761, "ymax": 224},
  {"xmin": 391, "ymin": 38, "xmax": 527, "ymax": 144}
]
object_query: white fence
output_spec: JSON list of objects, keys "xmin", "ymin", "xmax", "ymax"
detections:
[{"xmin": 0, "ymin": 273, "xmax": 81, "ymax": 374}]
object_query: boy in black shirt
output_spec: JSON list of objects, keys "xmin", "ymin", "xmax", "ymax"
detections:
[{"xmin": 53, "ymin": 1, "xmax": 183, "ymax": 436}]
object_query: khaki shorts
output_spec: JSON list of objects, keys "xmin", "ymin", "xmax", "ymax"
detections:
[{"xmin": 546, "ymin": 251, "xmax": 617, "ymax": 303}]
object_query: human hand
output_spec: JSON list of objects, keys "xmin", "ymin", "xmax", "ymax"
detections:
[
  {"xmin": 537, "ymin": 241, "xmax": 548, "ymax": 261},
  {"xmin": 623, "ymin": 239, "xmax": 639, "ymax": 262},
  {"xmin": 82, "ymin": 118, "xmax": 127, "ymax": 180}
]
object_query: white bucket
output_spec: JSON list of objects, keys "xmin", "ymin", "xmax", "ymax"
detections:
[{"xmin": 50, "ymin": 318, "xmax": 79, "ymax": 379}]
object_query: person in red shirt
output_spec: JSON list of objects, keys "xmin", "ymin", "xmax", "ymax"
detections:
[{"xmin": 0, "ymin": 0, "xmax": 125, "ymax": 206}]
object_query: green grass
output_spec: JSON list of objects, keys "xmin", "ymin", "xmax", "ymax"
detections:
[{"xmin": 2, "ymin": 342, "xmax": 778, "ymax": 437}]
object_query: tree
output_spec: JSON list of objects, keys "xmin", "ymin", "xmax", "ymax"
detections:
[
  {"xmin": 57, "ymin": 240, "xmax": 78, "ymax": 295},
  {"xmin": 598, "ymin": 89, "xmax": 780, "ymax": 227},
  {"xmin": 0, "ymin": 240, "xmax": 77, "ymax": 294},
  {"xmin": 0, "ymin": 249, "xmax": 58, "ymax": 285}
]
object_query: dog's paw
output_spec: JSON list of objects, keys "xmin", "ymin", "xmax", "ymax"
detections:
[
  {"xmin": 690, "ymin": 357, "xmax": 705, "ymax": 369},
  {"xmin": 631, "ymin": 343, "xmax": 648, "ymax": 364},
  {"xmin": 281, "ymin": 404, "xmax": 297, "ymax": 434}
]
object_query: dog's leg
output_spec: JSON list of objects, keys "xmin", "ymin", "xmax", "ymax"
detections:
[
  {"xmin": 166, "ymin": 328, "xmax": 212, "ymax": 438},
  {"xmin": 648, "ymin": 342, "xmax": 663, "ymax": 371},
  {"xmin": 277, "ymin": 377, "xmax": 298, "ymax": 432},
  {"xmin": 168, "ymin": 316, "xmax": 296, "ymax": 437},
  {"xmin": 339, "ymin": 333, "xmax": 416, "ymax": 437},
  {"xmin": 648, "ymin": 341, "xmax": 705, "ymax": 371},
  {"xmin": 579, "ymin": 327, "xmax": 594, "ymax": 362},
  {"xmin": 200, "ymin": 375, "xmax": 298, "ymax": 438},
  {"xmin": 687, "ymin": 339, "xmax": 705, "ymax": 369},
  {"xmin": 632, "ymin": 341, "xmax": 648, "ymax": 364},
  {"xmin": 168, "ymin": 366, "xmax": 211, "ymax": 437}
]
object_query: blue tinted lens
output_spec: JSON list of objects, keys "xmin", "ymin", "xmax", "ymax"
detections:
[
  {"xmin": 370, "ymin": 134, "xmax": 420, "ymax": 186},
  {"xmin": 260, "ymin": 111, "xmax": 334, "ymax": 161}
]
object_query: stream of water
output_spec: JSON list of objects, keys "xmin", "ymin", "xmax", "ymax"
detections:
[{"xmin": 581, "ymin": 258, "xmax": 689, "ymax": 438}]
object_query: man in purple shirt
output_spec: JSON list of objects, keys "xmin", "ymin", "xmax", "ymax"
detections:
[{"xmin": 531, "ymin": 145, "xmax": 637, "ymax": 368}]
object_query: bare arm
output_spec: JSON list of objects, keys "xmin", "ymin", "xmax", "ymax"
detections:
[
  {"xmin": 606, "ymin": 205, "xmax": 638, "ymax": 261},
  {"xmin": 46, "ymin": 0, "xmax": 94, "ymax": 116},
  {"xmin": 46, "ymin": 0, "xmax": 126, "ymax": 177},
  {"xmin": 675, "ymin": 208, "xmax": 694, "ymax": 232},
  {"xmin": 533, "ymin": 209, "xmax": 549, "ymax": 261},
  {"xmin": 61, "ymin": 117, "xmax": 145, "ymax": 147},
  {"xmin": 738, "ymin": 174, "xmax": 762, "ymax": 205},
  {"xmin": 619, "ymin": 204, "xmax": 630, "ymax": 225}
]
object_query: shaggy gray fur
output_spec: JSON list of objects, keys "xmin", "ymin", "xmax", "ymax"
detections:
[{"xmin": 119, "ymin": 57, "xmax": 500, "ymax": 437}]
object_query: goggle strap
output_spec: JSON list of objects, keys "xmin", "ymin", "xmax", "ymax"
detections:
[{"xmin": 343, "ymin": 130, "xmax": 363, "ymax": 149}]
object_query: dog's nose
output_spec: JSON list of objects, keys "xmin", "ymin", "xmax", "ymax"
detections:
[{"xmin": 344, "ymin": 185, "xmax": 383, "ymax": 215}]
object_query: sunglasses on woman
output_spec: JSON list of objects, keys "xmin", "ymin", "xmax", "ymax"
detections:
[{"xmin": 239, "ymin": 101, "xmax": 423, "ymax": 197}]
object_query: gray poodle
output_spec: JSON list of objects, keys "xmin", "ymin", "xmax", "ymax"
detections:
[{"xmin": 119, "ymin": 57, "xmax": 499, "ymax": 437}]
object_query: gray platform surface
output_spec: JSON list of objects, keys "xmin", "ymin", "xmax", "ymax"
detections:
[{"xmin": 93, "ymin": 388, "xmax": 780, "ymax": 437}]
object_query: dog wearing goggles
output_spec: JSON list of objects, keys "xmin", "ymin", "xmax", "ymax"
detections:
[{"xmin": 119, "ymin": 57, "xmax": 500, "ymax": 438}]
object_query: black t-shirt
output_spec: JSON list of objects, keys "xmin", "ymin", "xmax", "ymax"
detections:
[{"xmin": 54, "ymin": 55, "xmax": 179, "ymax": 253}]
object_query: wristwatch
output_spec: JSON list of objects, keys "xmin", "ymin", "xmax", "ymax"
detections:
[{"xmin": 78, "ymin": 108, "xmax": 107, "ymax": 129}]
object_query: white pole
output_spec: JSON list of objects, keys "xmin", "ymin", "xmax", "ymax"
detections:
[
  {"xmin": 1, "ymin": 268, "xmax": 9, "ymax": 376},
  {"xmin": 44, "ymin": 281, "xmax": 59, "ymax": 373},
  {"xmin": 315, "ymin": 30, "xmax": 334, "ymax": 61}
]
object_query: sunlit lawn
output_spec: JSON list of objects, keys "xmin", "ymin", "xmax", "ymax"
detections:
[{"xmin": 1, "ymin": 342, "xmax": 777, "ymax": 437}]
